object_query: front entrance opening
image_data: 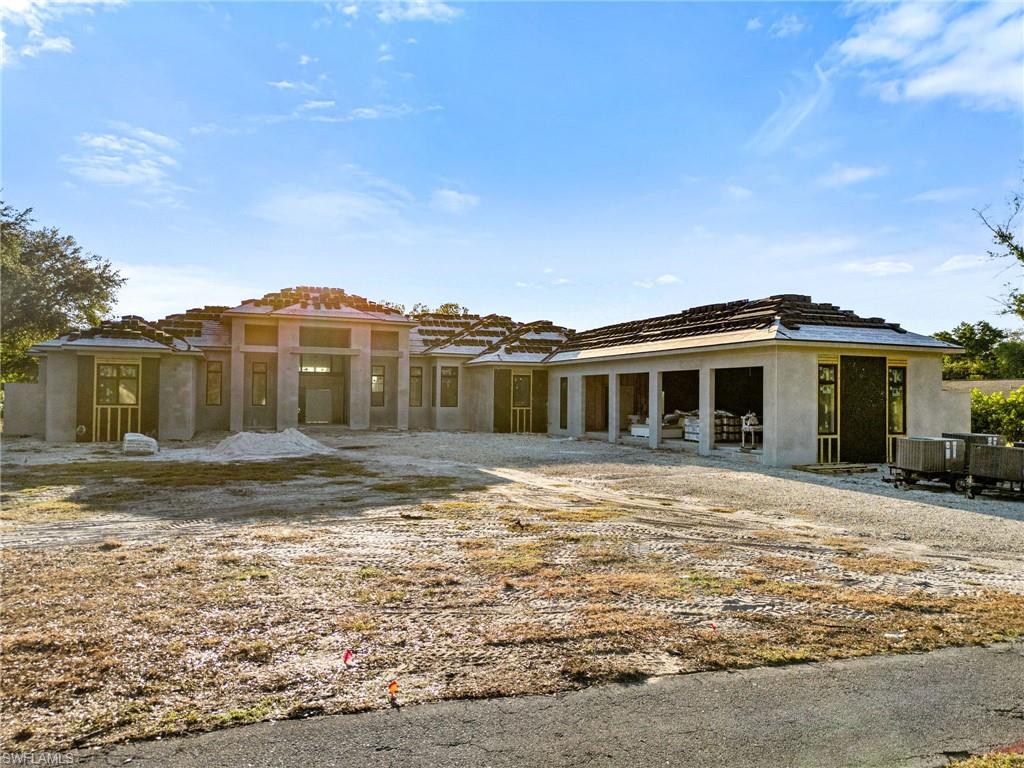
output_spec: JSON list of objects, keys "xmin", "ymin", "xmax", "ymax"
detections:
[
  {"xmin": 840, "ymin": 355, "xmax": 887, "ymax": 463},
  {"xmin": 616, "ymin": 373, "xmax": 650, "ymax": 434},
  {"xmin": 299, "ymin": 354, "xmax": 347, "ymax": 425},
  {"xmin": 512, "ymin": 372, "xmax": 532, "ymax": 433},
  {"xmin": 714, "ymin": 366, "xmax": 764, "ymax": 448},
  {"xmin": 584, "ymin": 375, "xmax": 609, "ymax": 432},
  {"xmin": 94, "ymin": 361, "xmax": 141, "ymax": 441}
]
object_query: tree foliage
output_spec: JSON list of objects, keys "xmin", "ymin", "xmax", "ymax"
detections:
[
  {"xmin": 1, "ymin": 203, "xmax": 124, "ymax": 382},
  {"xmin": 409, "ymin": 301, "xmax": 471, "ymax": 317},
  {"xmin": 933, "ymin": 321, "xmax": 1024, "ymax": 380},
  {"xmin": 976, "ymin": 180, "xmax": 1024, "ymax": 320},
  {"xmin": 971, "ymin": 386, "xmax": 1024, "ymax": 442}
]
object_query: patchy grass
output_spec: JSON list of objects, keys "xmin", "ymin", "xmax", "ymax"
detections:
[
  {"xmin": 947, "ymin": 755, "xmax": 1024, "ymax": 768},
  {"xmin": 371, "ymin": 476, "xmax": 461, "ymax": 494},
  {"xmin": 835, "ymin": 555, "xmax": 929, "ymax": 574},
  {"xmin": 541, "ymin": 506, "xmax": 626, "ymax": 522}
]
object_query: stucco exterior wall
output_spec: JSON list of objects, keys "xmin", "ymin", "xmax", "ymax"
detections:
[
  {"xmin": 433, "ymin": 359, "xmax": 471, "ymax": 431},
  {"xmin": 195, "ymin": 351, "xmax": 231, "ymax": 432},
  {"xmin": 3, "ymin": 381, "xmax": 46, "ymax": 437},
  {"xmin": 159, "ymin": 355, "xmax": 197, "ymax": 441},
  {"xmin": 45, "ymin": 351, "xmax": 78, "ymax": 442},
  {"xmin": 408, "ymin": 356, "xmax": 432, "ymax": 429},
  {"xmin": 907, "ymin": 354, "xmax": 970, "ymax": 435}
]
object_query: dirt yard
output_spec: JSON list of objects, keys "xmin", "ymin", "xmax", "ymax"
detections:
[{"xmin": 2, "ymin": 430, "xmax": 1024, "ymax": 752}]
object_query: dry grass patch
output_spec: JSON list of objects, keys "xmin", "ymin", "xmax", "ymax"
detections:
[
  {"xmin": 835, "ymin": 555, "xmax": 929, "ymax": 575},
  {"xmin": 541, "ymin": 506, "xmax": 626, "ymax": 523},
  {"xmin": 0, "ymin": 499, "xmax": 89, "ymax": 523},
  {"xmin": 948, "ymin": 754, "xmax": 1024, "ymax": 768}
]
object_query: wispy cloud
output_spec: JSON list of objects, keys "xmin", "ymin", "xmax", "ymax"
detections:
[
  {"xmin": 378, "ymin": 0, "xmax": 462, "ymax": 23},
  {"xmin": 266, "ymin": 80, "xmax": 318, "ymax": 92},
  {"xmin": 113, "ymin": 263, "xmax": 259, "ymax": 321},
  {"xmin": 297, "ymin": 54, "xmax": 317, "ymax": 66},
  {"xmin": 933, "ymin": 254, "xmax": 986, "ymax": 273},
  {"xmin": 771, "ymin": 14, "xmax": 807, "ymax": 39},
  {"xmin": 840, "ymin": 259, "xmax": 914, "ymax": 277},
  {"xmin": 725, "ymin": 184, "xmax": 753, "ymax": 201},
  {"xmin": 633, "ymin": 274, "xmax": 680, "ymax": 289},
  {"xmin": 906, "ymin": 186, "xmax": 976, "ymax": 203},
  {"xmin": 837, "ymin": 2, "xmax": 1024, "ymax": 111},
  {"xmin": 745, "ymin": 17, "xmax": 762, "ymax": 32},
  {"xmin": 747, "ymin": 64, "xmax": 831, "ymax": 154},
  {"xmin": 61, "ymin": 123, "xmax": 187, "ymax": 207},
  {"xmin": 816, "ymin": 164, "xmax": 887, "ymax": 188},
  {"xmin": 431, "ymin": 188, "xmax": 479, "ymax": 214},
  {"xmin": 0, "ymin": 0, "xmax": 111, "ymax": 67},
  {"xmin": 298, "ymin": 99, "xmax": 335, "ymax": 111},
  {"xmin": 252, "ymin": 187, "xmax": 407, "ymax": 235}
]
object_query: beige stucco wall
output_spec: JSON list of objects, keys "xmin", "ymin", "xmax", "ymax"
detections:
[
  {"xmin": 159, "ymin": 355, "xmax": 197, "ymax": 441},
  {"xmin": 195, "ymin": 351, "xmax": 231, "ymax": 432},
  {"xmin": 408, "ymin": 355, "xmax": 432, "ymax": 429},
  {"xmin": 45, "ymin": 351, "xmax": 78, "ymax": 442},
  {"xmin": 3, "ymin": 381, "xmax": 46, "ymax": 437}
]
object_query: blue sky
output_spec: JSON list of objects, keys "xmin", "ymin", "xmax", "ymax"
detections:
[{"xmin": 3, "ymin": 0, "xmax": 1022, "ymax": 334}]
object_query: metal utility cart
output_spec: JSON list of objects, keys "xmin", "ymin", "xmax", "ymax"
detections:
[
  {"xmin": 965, "ymin": 444, "xmax": 1024, "ymax": 499},
  {"xmin": 889, "ymin": 436, "xmax": 966, "ymax": 491}
]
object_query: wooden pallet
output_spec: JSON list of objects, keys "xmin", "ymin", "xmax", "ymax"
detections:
[{"xmin": 792, "ymin": 462, "xmax": 877, "ymax": 475}]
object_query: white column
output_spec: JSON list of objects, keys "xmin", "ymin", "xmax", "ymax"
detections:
[
  {"xmin": 607, "ymin": 374, "xmax": 619, "ymax": 443},
  {"xmin": 349, "ymin": 326, "xmax": 371, "ymax": 430},
  {"xmin": 647, "ymin": 370, "xmax": 662, "ymax": 449},
  {"xmin": 276, "ymin": 320, "xmax": 299, "ymax": 431},
  {"xmin": 761, "ymin": 353, "xmax": 778, "ymax": 466},
  {"xmin": 229, "ymin": 318, "xmax": 245, "ymax": 433},
  {"xmin": 699, "ymin": 366, "xmax": 715, "ymax": 456},
  {"xmin": 397, "ymin": 330, "xmax": 410, "ymax": 431},
  {"xmin": 568, "ymin": 373, "xmax": 584, "ymax": 436}
]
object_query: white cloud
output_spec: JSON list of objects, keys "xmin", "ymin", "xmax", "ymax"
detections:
[
  {"xmin": 431, "ymin": 188, "xmax": 478, "ymax": 214},
  {"xmin": 837, "ymin": 2, "xmax": 1024, "ymax": 111},
  {"xmin": 62, "ymin": 123, "xmax": 187, "ymax": 206},
  {"xmin": 19, "ymin": 33, "xmax": 72, "ymax": 57},
  {"xmin": 514, "ymin": 281, "xmax": 529, "ymax": 288},
  {"xmin": 771, "ymin": 14, "xmax": 807, "ymax": 39},
  {"xmin": 266, "ymin": 80, "xmax": 318, "ymax": 92},
  {"xmin": 816, "ymin": 164, "xmax": 887, "ymax": 188},
  {"xmin": 840, "ymin": 260, "xmax": 914, "ymax": 277},
  {"xmin": 906, "ymin": 186, "xmax": 976, "ymax": 203},
  {"xmin": 113, "ymin": 264, "xmax": 259, "ymax": 321},
  {"xmin": 633, "ymin": 274, "xmax": 680, "ymax": 289},
  {"xmin": 0, "ymin": 0, "xmax": 113, "ymax": 66},
  {"xmin": 933, "ymin": 254, "xmax": 986, "ymax": 273},
  {"xmin": 378, "ymin": 0, "xmax": 462, "ymax": 23},
  {"xmin": 252, "ymin": 187, "xmax": 407, "ymax": 233},
  {"xmin": 341, "ymin": 4, "xmax": 359, "ymax": 17},
  {"xmin": 746, "ymin": 17, "xmax": 762, "ymax": 31},
  {"xmin": 747, "ymin": 64, "xmax": 831, "ymax": 153},
  {"xmin": 551, "ymin": 277, "xmax": 571, "ymax": 286},
  {"xmin": 378, "ymin": 54, "xmax": 394, "ymax": 62},
  {"xmin": 297, "ymin": 54, "xmax": 317, "ymax": 66},
  {"xmin": 725, "ymin": 184, "xmax": 753, "ymax": 201},
  {"xmin": 298, "ymin": 99, "xmax": 335, "ymax": 111}
]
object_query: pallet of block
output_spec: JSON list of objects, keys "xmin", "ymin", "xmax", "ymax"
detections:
[{"xmin": 792, "ymin": 462, "xmax": 877, "ymax": 475}]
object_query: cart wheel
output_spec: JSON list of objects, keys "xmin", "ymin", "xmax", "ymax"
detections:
[{"xmin": 950, "ymin": 477, "xmax": 966, "ymax": 493}]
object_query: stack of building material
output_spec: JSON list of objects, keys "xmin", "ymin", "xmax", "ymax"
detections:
[
  {"xmin": 716, "ymin": 411, "xmax": 742, "ymax": 442},
  {"xmin": 682, "ymin": 411, "xmax": 700, "ymax": 442},
  {"xmin": 123, "ymin": 432, "xmax": 158, "ymax": 455}
]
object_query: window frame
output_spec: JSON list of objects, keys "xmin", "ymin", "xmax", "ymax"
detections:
[
  {"xmin": 205, "ymin": 360, "xmax": 223, "ymax": 406},
  {"xmin": 440, "ymin": 366, "xmax": 459, "ymax": 408},
  {"xmin": 96, "ymin": 363, "xmax": 139, "ymax": 406},
  {"xmin": 300, "ymin": 354, "xmax": 333, "ymax": 374},
  {"xmin": 409, "ymin": 366, "xmax": 423, "ymax": 408},
  {"xmin": 887, "ymin": 365, "xmax": 907, "ymax": 436},
  {"xmin": 371, "ymin": 365, "xmax": 386, "ymax": 408},
  {"xmin": 817, "ymin": 363, "xmax": 837, "ymax": 436},
  {"xmin": 251, "ymin": 361, "xmax": 268, "ymax": 407}
]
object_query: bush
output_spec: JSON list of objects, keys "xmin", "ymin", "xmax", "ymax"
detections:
[{"xmin": 971, "ymin": 386, "xmax": 1024, "ymax": 442}]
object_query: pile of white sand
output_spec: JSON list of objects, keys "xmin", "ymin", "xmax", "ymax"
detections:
[{"xmin": 209, "ymin": 429, "xmax": 334, "ymax": 460}]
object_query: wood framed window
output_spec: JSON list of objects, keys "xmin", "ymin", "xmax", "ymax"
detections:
[
  {"xmin": 559, "ymin": 376, "xmax": 568, "ymax": 430},
  {"xmin": 205, "ymin": 360, "xmax": 222, "ymax": 406},
  {"xmin": 371, "ymin": 365, "xmax": 386, "ymax": 407},
  {"xmin": 97, "ymin": 363, "xmax": 139, "ymax": 405},
  {"xmin": 251, "ymin": 361, "xmax": 268, "ymax": 406},
  {"xmin": 817, "ymin": 363, "xmax": 837, "ymax": 435},
  {"xmin": 887, "ymin": 365, "xmax": 907, "ymax": 435},
  {"xmin": 440, "ymin": 366, "xmax": 458, "ymax": 407},
  {"xmin": 410, "ymin": 366, "xmax": 423, "ymax": 407},
  {"xmin": 300, "ymin": 354, "xmax": 332, "ymax": 373}
]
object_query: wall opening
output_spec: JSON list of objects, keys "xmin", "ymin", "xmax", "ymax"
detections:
[{"xmin": 584, "ymin": 374, "xmax": 609, "ymax": 432}]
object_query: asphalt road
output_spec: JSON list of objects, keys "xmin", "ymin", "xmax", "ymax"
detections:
[{"xmin": 77, "ymin": 643, "xmax": 1024, "ymax": 768}]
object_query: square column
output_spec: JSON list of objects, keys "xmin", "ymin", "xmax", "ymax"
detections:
[
  {"xmin": 699, "ymin": 366, "xmax": 715, "ymax": 456},
  {"xmin": 647, "ymin": 370, "xmax": 662, "ymax": 449},
  {"xmin": 567, "ymin": 373, "xmax": 584, "ymax": 437},
  {"xmin": 761, "ymin": 353, "xmax": 779, "ymax": 466},
  {"xmin": 396, "ymin": 333, "xmax": 410, "ymax": 431},
  {"xmin": 349, "ymin": 325, "xmax": 371, "ymax": 430},
  {"xmin": 276, "ymin": 320, "xmax": 300, "ymax": 431},
  {"xmin": 44, "ymin": 351, "xmax": 77, "ymax": 442},
  {"xmin": 607, "ymin": 374, "xmax": 620, "ymax": 443},
  {"xmin": 229, "ymin": 318, "xmax": 245, "ymax": 432}
]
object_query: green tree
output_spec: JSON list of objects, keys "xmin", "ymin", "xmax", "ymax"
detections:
[
  {"xmin": 976, "ymin": 181, "xmax": 1023, "ymax": 320},
  {"xmin": 971, "ymin": 386, "xmax": 1024, "ymax": 442},
  {"xmin": 933, "ymin": 321, "xmax": 1007, "ymax": 379},
  {"xmin": 1, "ymin": 203, "xmax": 124, "ymax": 382},
  {"xmin": 409, "ymin": 302, "xmax": 471, "ymax": 317}
]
